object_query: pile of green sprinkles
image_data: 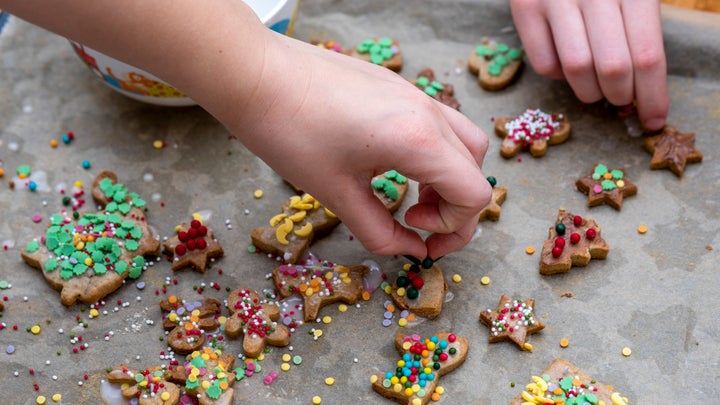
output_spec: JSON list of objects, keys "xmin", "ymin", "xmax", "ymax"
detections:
[
  {"xmin": 372, "ymin": 170, "xmax": 407, "ymax": 201},
  {"xmin": 356, "ymin": 37, "xmax": 397, "ymax": 65},
  {"xmin": 97, "ymin": 177, "xmax": 147, "ymax": 215},
  {"xmin": 415, "ymin": 76, "xmax": 444, "ymax": 97},
  {"xmin": 475, "ymin": 43, "xmax": 522, "ymax": 76}
]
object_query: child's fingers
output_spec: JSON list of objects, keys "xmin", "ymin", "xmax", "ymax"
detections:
[
  {"xmin": 437, "ymin": 102, "xmax": 489, "ymax": 168},
  {"xmin": 510, "ymin": 0, "xmax": 565, "ymax": 79},
  {"xmin": 424, "ymin": 215, "xmax": 480, "ymax": 260}
]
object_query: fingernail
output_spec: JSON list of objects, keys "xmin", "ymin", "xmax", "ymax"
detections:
[{"xmin": 644, "ymin": 118, "xmax": 666, "ymax": 131}]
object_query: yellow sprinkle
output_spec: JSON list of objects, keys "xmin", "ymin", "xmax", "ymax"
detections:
[
  {"xmin": 560, "ymin": 338, "xmax": 570, "ymax": 348},
  {"xmin": 152, "ymin": 140, "xmax": 164, "ymax": 149},
  {"xmin": 616, "ymin": 180, "xmax": 625, "ymax": 188},
  {"xmin": 74, "ymin": 181, "xmax": 83, "ymax": 188},
  {"xmin": 322, "ymin": 316, "xmax": 332, "ymax": 324},
  {"xmin": 314, "ymin": 329, "xmax": 323, "ymax": 337},
  {"xmin": 50, "ymin": 139, "xmax": 58, "ymax": 148},
  {"xmin": 637, "ymin": 225, "xmax": 648, "ymax": 234},
  {"xmin": 281, "ymin": 362, "xmax": 291, "ymax": 372},
  {"xmin": 257, "ymin": 353, "xmax": 265, "ymax": 361},
  {"xmin": 312, "ymin": 396, "xmax": 322, "ymax": 405},
  {"xmin": 51, "ymin": 394, "xmax": 62, "ymax": 402},
  {"xmin": 370, "ymin": 375, "xmax": 378, "ymax": 383},
  {"xmin": 191, "ymin": 212, "xmax": 203, "ymax": 222},
  {"xmin": 398, "ymin": 318, "xmax": 407, "ymax": 327},
  {"xmin": 84, "ymin": 257, "xmax": 94, "ymax": 266},
  {"xmin": 435, "ymin": 386, "xmax": 445, "ymax": 395},
  {"xmin": 325, "ymin": 377, "xmax": 335, "ymax": 386},
  {"xmin": 525, "ymin": 246, "xmax": 535, "ymax": 255},
  {"xmin": 282, "ymin": 354, "xmax": 292, "ymax": 362},
  {"xmin": 338, "ymin": 304, "xmax": 348, "ymax": 312},
  {"xmin": 622, "ymin": 347, "xmax": 632, "ymax": 357},
  {"xmin": 253, "ymin": 189, "xmax": 264, "ymax": 199},
  {"xmin": 89, "ymin": 309, "xmax": 99, "ymax": 318},
  {"xmin": 161, "ymin": 392, "xmax": 170, "ymax": 401},
  {"xmin": 396, "ymin": 287, "xmax": 406, "ymax": 297},
  {"xmin": 36, "ymin": 396, "xmax": 46, "ymax": 405},
  {"xmin": 523, "ymin": 342, "xmax": 533, "ymax": 352},
  {"xmin": 452, "ymin": 274, "xmax": 462, "ymax": 283},
  {"xmin": 31, "ymin": 325, "xmax": 41, "ymax": 335},
  {"xmin": 480, "ymin": 276, "xmax": 491, "ymax": 285}
]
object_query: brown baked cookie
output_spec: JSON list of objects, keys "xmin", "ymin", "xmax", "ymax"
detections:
[
  {"xmin": 510, "ymin": 358, "xmax": 630, "ymax": 405},
  {"xmin": 160, "ymin": 295, "xmax": 221, "ymax": 354},
  {"xmin": 163, "ymin": 218, "xmax": 224, "ymax": 272},
  {"xmin": 390, "ymin": 262, "xmax": 447, "ymax": 318},
  {"xmin": 224, "ymin": 288, "xmax": 291, "ymax": 358},
  {"xmin": 643, "ymin": 126, "xmax": 703, "ymax": 177},
  {"xmin": 107, "ymin": 365, "xmax": 182, "ymax": 405},
  {"xmin": 539, "ymin": 209, "xmax": 609, "ymax": 275},
  {"xmin": 576, "ymin": 164, "xmax": 638, "ymax": 210},
  {"xmin": 411, "ymin": 68, "xmax": 460, "ymax": 110},
  {"xmin": 468, "ymin": 41, "xmax": 524, "ymax": 91},
  {"xmin": 371, "ymin": 332, "xmax": 469, "ymax": 405},
  {"xmin": 350, "ymin": 37, "xmax": 403, "ymax": 72},
  {"xmin": 21, "ymin": 172, "xmax": 160, "ymax": 306},
  {"xmin": 251, "ymin": 193, "xmax": 340, "ymax": 264},
  {"xmin": 479, "ymin": 294, "xmax": 545, "ymax": 351},
  {"xmin": 479, "ymin": 176, "xmax": 507, "ymax": 222},
  {"xmin": 167, "ymin": 347, "xmax": 237, "ymax": 405},
  {"xmin": 372, "ymin": 170, "xmax": 409, "ymax": 213},
  {"xmin": 272, "ymin": 261, "xmax": 368, "ymax": 322},
  {"xmin": 495, "ymin": 109, "xmax": 571, "ymax": 158}
]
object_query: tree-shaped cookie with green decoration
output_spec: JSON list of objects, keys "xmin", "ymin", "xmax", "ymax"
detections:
[
  {"xmin": 468, "ymin": 40, "xmax": 524, "ymax": 91},
  {"xmin": 411, "ymin": 68, "xmax": 460, "ymax": 110},
  {"xmin": 21, "ymin": 171, "xmax": 160, "ymax": 306},
  {"xmin": 351, "ymin": 37, "xmax": 403, "ymax": 72},
  {"xmin": 575, "ymin": 164, "xmax": 637, "ymax": 210},
  {"xmin": 372, "ymin": 170, "xmax": 409, "ymax": 213}
]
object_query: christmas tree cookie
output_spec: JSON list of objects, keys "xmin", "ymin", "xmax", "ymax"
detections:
[
  {"xmin": 539, "ymin": 209, "xmax": 609, "ymax": 275},
  {"xmin": 389, "ymin": 261, "xmax": 447, "ymax": 318},
  {"xmin": 468, "ymin": 41, "xmax": 524, "ymax": 91},
  {"xmin": 494, "ymin": 108, "xmax": 571, "ymax": 158}
]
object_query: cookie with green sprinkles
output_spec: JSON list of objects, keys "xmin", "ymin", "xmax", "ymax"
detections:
[
  {"xmin": 372, "ymin": 170, "xmax": 409, "ymax": 213},
  {"xmin": 351, "ymin": 36, "xmax": 403, "ymax": 72},
  {"xmin": 575, "ymin": 164, "xmax": 637, "ymax": 210},
  {"xmin": 468, "ymin": 40, "xmax": 524, "ymax": 91},
  {"xmin": 20, "ymin": 171, "xmax": 160, "ymax": 306},
  {"xmin": 106, "ymin": 365, "xmax": 182, "ymax": 404},
  {"xmin": 510, "ymin": 358, "xmax": 630, "ymax": 405},
  {"xmin": 411, "ymin": 68, "xmax": 460, "ymax": 110},
  {"xmin": 167, "ymin": 348, "xmax": 238, "ymax": 405}
]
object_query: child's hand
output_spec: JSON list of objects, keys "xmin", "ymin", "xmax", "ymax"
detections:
[{"xmin": 510, "ymin": 0, "xmax": 669, "ymax": 130}]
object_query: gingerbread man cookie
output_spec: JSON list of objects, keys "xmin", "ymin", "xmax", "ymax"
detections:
[
  {"xmin": 163, "ymin": 218, "xmax": 224, "ymax": 272},
  {"xmin": 371, "ymin": 332, "xmax": 469, "ymax": 405},
  {"xmin": 479, "ymin": 294, "xmax": 545, "ymax": 351},
  {"xmin": 167, "ymin": 347, "xmax": 237, "ymax": 405},
  {"xmin": 539, "ymin": 209, "xmax": 609, "ymax": 275},
  {"xmin": 510, "ymin": 358, "xmax": 630, "ymax": 405},
  {"xmin": 21, "ymin": 171, "xmax": 160, "ymax": 306},
  {"xmin": 643, "ymin": 126, "xmax": 703, "ymax": 177},
  {"xmin": 224, "ymin": 288, "xmax": 291, "ymax": 358},
  {"xmin": 160, "ymin": 295, "xmax": 221, "ymax": 354},
  {"xmin": 107, "ymin": 365, "xmax": 181, "ymax": 405},
  {"xmin": 272, "ymin": 260, "xmax": 368, "ymax": 322},
  {"xmin": 372, "ymin": 170, "xmax": 409, "ymax": 213},
  {"xmin": 478, "ymin": 176, "xmax": 507, "ymax": 222},
  {"xmin": 495, "ymin": 108, "xmax": 571, "ymax": 158},
  {"xmin": 411, "ymin": 68, "xmax": 460, "ymax": 110},
  {"xmin": 251, "ymin": 193, "xmax": 340, "ymax": 264},
  {"xmin": 390, "ymin": 262, "xmax": 447, "ymax": 318},
  {"xmin": 575, "ymin": 164, "xmax": 638, "ymax": 210},
  {"xmin": 351, "ymin": 37, "xmax": 403, "ymax": 71},
  {"xmin": 468, "ymin": 40, "xmax": 524, "ymax": 91}
]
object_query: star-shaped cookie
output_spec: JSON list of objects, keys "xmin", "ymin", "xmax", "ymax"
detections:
[
  {"xmin": 539, "ymin": 209, "xmax": 609, "ymax": 275},
  {"xmin": 224, "ymin": 288, "xmax": 291, "ymax": 358},
  {"xmin": 479, "ymin": 294, "xmax": 545, "ymax": 350},
  {"xmin": 371, "ymin": 332, "xmax": 469, "ymax": 405},
  {"xmin": 163, "ymin": 219, "xmax": 224, "ymax": 272},
  {"xmin": 643, "ymin": 126, "xmax": 702, "ymax": 177},
  {"xmin": 272, "ymin": 260, "xmax": 368, "ymax": 322},
  {"xmin": 575, "ymin": 164, "xmax": 637, "ymax": 210},
  {"xmin": 160, "ymin": 296, "xmax": 221, "ymax": 354},
  {"xmin": 411, "ymin": 68, "xmax": 460, "ymax": 110},
  {"xmin": 494, "ymin": 109, "xmax": 571, "ymax": 158}
]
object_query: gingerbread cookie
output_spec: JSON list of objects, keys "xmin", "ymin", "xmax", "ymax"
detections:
[
  {"xmin": 539, "ymin": 209, "xmax": 609, "ymax": 275},
  {"xmin": 478, "ymin": 176, "xmax": 507, "ymax": 222},
  {"xmin": 167, "ymin": 347, "xmax": 237, "ymax": 405},
  {"xmin": 107, "ymin": 365, "xmax": 181, "ymax": 404},
  {"xmin": 510, "ymin": 358, "xmax": 629, "ymax": 405},
  {"xmin": 163, "ymin": 218, "xmax": 224, "ymax": 272},
  {"xmin": 224, "ymin": 288, "xmax": 291, "ymax": 358},
  {"xmin": 372, "ymin": 170, "xmax": 409, "ymax": 213},
  {"xmin": 351, "ymin": 37, "xmax": 403, "ymax": 71},
  {"xmin": 468, "ymin": 41, "xmax": 524, "ymax": 91},
  {"xmin": 160, "ymin": 295, "xmax": 221, "ymax": 354},
  {"xmin": 576, "ymin": 164, "xmax": 638, "ymax": 210},
  {"xmin": 411, "ymin": 68, "xmax": 460, "ymax": 110},
  {"xmin": 272, "ymin": 260, "xmax": 368, "ymax": 322},
  {"xmin": 371, "ymin": 332, "xmax": 469, "ymax": 405},
  {"xmin": 390, "ymin": 261, "xmax": 447, "ymax": 318},
  {"xmin": 643, "ymin": 126, "xmax": 702, "ymax": 177},
  {"xmin": 495, "ymin": 109, "xmax": 571, "ymax": 158},
  {"xmin": 21, "ymin": 171, "xmax": 160, "ymax": 306},
  {"xmin": 251, "ymin": 193, "xmax": 340, "ymax": 264},
  {"xmin": 479, "ymin": 294, "xmax": 544, "ymax": 351}
]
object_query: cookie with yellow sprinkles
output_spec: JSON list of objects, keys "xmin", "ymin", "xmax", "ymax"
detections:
[
  {"xmin": 167, "ymin": 347, "xmax": 238, "ymax": 405},
  {"xmin": 371, "ymin": 332, "xmax": 469, "ymax": 405},
  {"xmin": 106, "ymin": 364, "xmax": 182, "ymax": 404}
]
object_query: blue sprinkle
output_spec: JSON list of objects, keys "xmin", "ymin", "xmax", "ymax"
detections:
[
  {"xmin": 6, "ymin": 345, "xmax": 15, "ymax": 354},
  {"xmin": 62, "ymin": 134, "xmax": 71, "ymax": 144},
  {"xmin": 82, "ymin": 160, "xmax": 91, "ymax": 169},
  {"xmin": 28, "ymin": 181, "xmax": 37, "ymax": 191}
]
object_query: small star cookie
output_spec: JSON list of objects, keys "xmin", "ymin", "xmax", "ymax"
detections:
[
  {"xmin": 478, "ymin": 176, "xmax": 507, "ymax": 222},
  {"xmin": 272, "ymin": 260, "xmax": 368, "ymax": 322},
  {"xmin": 643, "ymin": 126, "xmax": 702, "ymax": 177},
  {"xmin": 539, "ymin": 209, "xmax": 609, "ymax": 275},
  {"xmin": 576, "ymin": 164, "xmax": 637, "ymax": 210},
  {"xmin": 351, "ymin": 37, "xmax": 403, "ymax": 71},
  {"xmin": 390, "ymin": 262, "xmax": 447, "ymax": 318},
  {"xmin": 163, "ymin": 219, "xmax": 224, "ymax": 272},
  {"xmin": 107, "ymin": 365, "xmax": 181, "ymax": 404},
  {"xmin": 479, "ymin": 294, "xmax": 545, "ymax": 350},
  {"xmin": 224, "ymin": 288, "xmax": 291, "ymax": 358},
  {"xmin": 160, "ymin": 296, "xmax": 221, "ymax": 354},
  {"xmin": 495, "ymin": 109, "xmax": 571, "ymax": 158},
  {"xmin": 371, "ymin": 332, "xmax": 469, "ymax": 405},
  {"xmin": 411, "ymin": 68, "xmax": 460, "ymax": 110},
  {"xmin": 468, "ymin": 41, "xmax": 524, "ymax": 91}
]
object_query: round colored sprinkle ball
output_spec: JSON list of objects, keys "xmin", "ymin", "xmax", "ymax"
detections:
[
  {"xmin": 486, "ymin": 176, "xmax": 497, "ymax": 187},
  {"xmin": 480, "ymin": 276, "xmax": 491, "ymax": 285},
  {"xmin": 82, "ymin": 160, "xmax": 91, "ymax": 169},
  {"xmin": 622, "ymin": 347, "xmax": 632, "ymax": 357}
]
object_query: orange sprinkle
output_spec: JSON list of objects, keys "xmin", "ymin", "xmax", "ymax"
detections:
[
  {"xmin": 525, "ymin": 246, "xmax": 535, "ymax": 255},
  {"xmin": 362, "ymin": 291, "xmax": 371, "ymax": 301},
  {"xmin": 431, "ymin": 392, "xmax": 441, "ymax": 401},
  {"xmin": 310, "ymin": 278, "xmax": 321, "ymax": 288},
  {"xmin": 184, "ymin": 323, "xmax": 194, "ymax": 331},
  {"xmin": 386, "ymin": 303, "xmax": 396, "ymax": 312},
  {"xmin": 168, "ymin": 296, "xmax": 178, "ymax": 304},
  {"xmin": 572, "ymin": 379, "xmax": 581, "ymax": 387},
  {"xmin": 298, "ymin": 284, "xmax": 308, "ymax": 293},
  {"xmin": 637, "ymin": 225, "xmax": 648, "ymax": 234},
  {"xmin": 219, "ymin": 381, "xmax": 228, "ymax": 390},
  {"xmin": 407, "ymin": 313, "xmax": 416, "ymax": 321},
  {"xmin": 560, "ymin": 338, "xmax": 569, "ymax": 348},
  {"xmin": 553, "ymin": 387, "xmax": 564, "ymax": 396},
  {"xmin": 50, "ymin": 139, "xmax": 58, "ymax": 148}
]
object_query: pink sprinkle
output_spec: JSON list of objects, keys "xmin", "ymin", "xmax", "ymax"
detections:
[
  {"xmin": 32, "ymin": 214, "xmax": 42, "ymax": 223},
  {"xmin": 263, "ymin": 376, "xmax": 274, "ymax": 385},
  {"xmin": 593, "ymin": 185, "xmax": 603, "ymax": 193}
]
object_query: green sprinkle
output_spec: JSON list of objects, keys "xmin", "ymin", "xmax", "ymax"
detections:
[
  {"xmin": 25, "ymin": 241, "xmax": 40, "ymax": 253},
  {"xmin": 611, "ymin": 169, "xmax": 624, "ymax": 179},
  {"xmin": 601, "ymin": 179, "xmax": 617, "ymax": 191},
  {"xmin": 292, "ymin": 355, "xmax": 303, "ymax": 365},
  {"xmin": 16, "ymin": 164, "xmax": 31, "ymax": 177},
  {"xmin": 488, "ymin": 63, "xmax": 502, "ymax": 76},
  {"xmin": 0, "ymin": 281, "xmax": 8, "ymax": 289}
]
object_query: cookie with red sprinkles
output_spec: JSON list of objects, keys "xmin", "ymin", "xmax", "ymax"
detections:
[
  {"xmin": 224, "ymin": 288, "xmax": 291, "ymax": 358},
  {"xmin": 160, "ymin": 295, "xmax": 221, "ymax": 354},
  {"xmin": 494, "ymin": 108, "xmax": 571, "ymax": 158},
  {"xmin": 539, "ymin": 209, "xmax": 609, "ymax": 275},
  {"xmin": 370, "ymin": 332, "xmax": 469, "ymax": 405},
  {"xmin": 390, "ymin": 262, "xmax": 448, "ymax": 318},
  {"xmin": 106, "ymin": 365, "xmax": 182, "ymax": 404},
  {"xmin": 510, "ymin": 358, "xmax": 630, "ymax": 405},
  {"xmin": 479, "ymin": 294, "xmax": 544, "ymax": 350},
  {"xmin": 163, "ymin": 218, "xmax": 224, "ymax": 272},
  {"xmin": 167, "ymin": 347, "xmax": 238, "ymax": 405}
]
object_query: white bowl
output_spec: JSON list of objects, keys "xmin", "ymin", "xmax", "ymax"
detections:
[{"xmin": 70, "ymin": 0, "xmax": 301, "ymax": 106}]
